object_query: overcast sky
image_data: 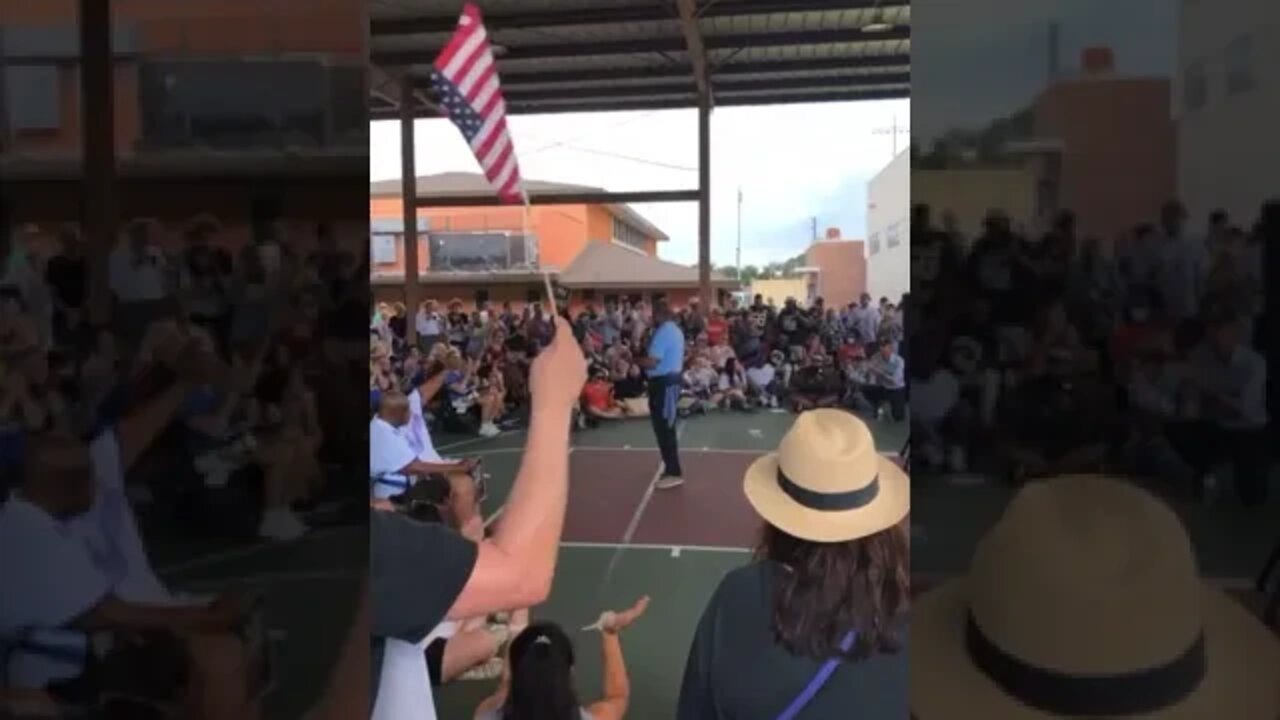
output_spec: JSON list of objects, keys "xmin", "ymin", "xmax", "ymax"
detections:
[
  {"xmin": 369, "ymin": 1, "xmax": 1176, "ymax": 267},
  {"xmin": 913, "ymin": 0, "xmax": 1177, "ymax": 142},
  {"xmin": 370, "ymin": 98, "xmax": 910, "ymax": 267}
]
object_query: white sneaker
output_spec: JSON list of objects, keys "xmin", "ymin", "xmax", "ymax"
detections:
[
  {"xmin": 258, "ymin": 508, "xmax": 308, "ymax": 541},
  {"xmin": 654, "ymin": 475, "xmax": 685, "ymax": 490},
  {"xmin": 478, "ymin": 422, "xmax": 501, "ymax": 438}
]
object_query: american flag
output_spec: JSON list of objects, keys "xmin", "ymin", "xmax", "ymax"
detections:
[{"xmin": 431, "ymin": 3, "xmax": 525, "ymax": 204}]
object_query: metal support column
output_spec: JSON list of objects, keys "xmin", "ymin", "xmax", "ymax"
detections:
[
  {"xmin": 400, "ymin": 75, "xmax": 420, "ymax": 344},
  {"xmin": 80, "ymin": 0, "xmax": 116, "ymax": 327},
  {"xmin": 697, "ymin": 93, "xmax": 712, "ymax": 307}
]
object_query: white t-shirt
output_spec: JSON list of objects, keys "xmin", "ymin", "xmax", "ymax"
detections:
[
  {"xmin": 70, "ymin": 431, "xmax": 171, "ymax": 604},
  {"xmin": 373, "ymin": 637, "xmax": 436, "ymax": 720},
  {"xmin": 849, "ymin": 306, "xmax": 881, "ymax": 342},
  {"xmin": 425, "ymin": 620, "xmax": 458, "ymax": 644},
  {"xmin": 370, "ymin": 416, "xmax": 417, "ymax": 499},
  {"xmin": 108, "ymin": 244, "xmax": 168, "ymax": 302},
  {"xmin": 404, "ymin": 389, "xmax": 443, "ymax": 463},
  {"xmin": 1152, "ymin": 235, "xmax": 1207, "ymax": 322},
  {"xmin": 417, "ymin": 311, "xmax": 442, "ymax": 337},
  {"xmin": 912, "ymin": 369, "xmax": 959, "ymax": 424},
  {"xmin": 746, "ymin": 365, "xmax": 776, "ymax": 390},
  {"xmin": 1188, "ymin": 344, "xmax": 1266, "ymax": 428},
  {"xmin": 0, "ymin": 498, "xmax": 111, "ymax": 688}
]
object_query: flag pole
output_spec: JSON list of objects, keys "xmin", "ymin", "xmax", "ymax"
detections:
[{"xmin": 523, "ymin": 190, "xmax": 557, "ymax": 316}]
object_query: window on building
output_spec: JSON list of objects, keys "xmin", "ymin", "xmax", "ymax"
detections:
[
  {"xmin": 650, "ymin": 292, "xmax": 667, "ymax": 305},
  {"xmin": 138, "ymin": 59, "xmax": 348, "ymax": 149},
  {"xmin": 474, "ymin": 289, "xmax": 490, "ymax": 305},
  {"xmin": 4, "ymin": 66, "xmax": 61, "ymax": 130},
  {"xmin": 627, "ymin": 293, "xmax": 642, "ymax": 305},
  {"xmin": 371, "ymin": 234, "xmax": 398, "ymax": 265},
  {"xmin": 582, "ymin": 289, "xmax": 596, "ymax": 301},
  {"xmin": 429, "ymin": 232, "xmax": 527, "ymax": 271},
  {"xmin": 603, "ymin": 294, "xmax": 620, "ymax": 306},
  {"xmin": 1225, "ymin": 35, "xmax": 1255, "ymax": 96},
  {"xmin": 526, "ymin": 289, "xmax": 542, "ymax": 304},
  {"xmin": 886, "ymin": 221, "xmax": 902, "ymax": 248},
  {"xmin": 612, "ymin": 216, "xmax": 648, "ymax": 251},
  {"xmin": 1183, "ymin": 60, "xmax": 1208, "ymax": 111},
  {"xmin": 869, "ymin": 232, "xmax": 881, "ymax": 255}
]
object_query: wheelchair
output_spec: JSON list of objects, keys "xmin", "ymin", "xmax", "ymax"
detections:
[{"xmin": 2, "ymin": 597, "xmax": 274, "ymax": 719}]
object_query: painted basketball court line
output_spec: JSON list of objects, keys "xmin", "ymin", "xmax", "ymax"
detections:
[
  {"xmin": 597, "ymin": 423, "xmax": 687, "ymax": 593},
  {"xmin": 156, "ymin": 437, "xmax": 906, "ymax": 578}
]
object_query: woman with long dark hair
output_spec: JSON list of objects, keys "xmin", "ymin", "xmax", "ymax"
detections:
[
  {"xmin": 678, "ymin": 410, "xmax": 910, "ymax": 718},
  {"xmin": 474, "ymin": 597, "xmax": 649, "ymax": 720}
]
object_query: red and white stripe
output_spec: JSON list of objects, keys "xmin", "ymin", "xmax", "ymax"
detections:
[{"xmin": 434, "ymin": 3, "xmax": 524, "ymax": 203}]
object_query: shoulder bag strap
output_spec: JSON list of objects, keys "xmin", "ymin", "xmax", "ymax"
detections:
[{"xmin": 776, "ymin": 631, "xmax": 857, "ymax": 720}]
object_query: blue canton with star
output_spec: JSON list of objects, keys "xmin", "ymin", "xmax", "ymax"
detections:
[{"xmin": 432, "ymin": 70, "xmax": 484, "ymax": 142}]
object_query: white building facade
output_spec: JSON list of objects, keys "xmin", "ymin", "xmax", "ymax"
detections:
[
  {"xmin": 865, "ymin": 148, "xmax": 910, "ymax": 303},
  {"xmin": 1176, "ymin": 0, "xmax": 1279, "ymax": 224}
]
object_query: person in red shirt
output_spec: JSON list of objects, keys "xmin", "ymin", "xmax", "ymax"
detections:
[
  {"xmin": 705, "ymin": 306, "xmax": 729, "ymax": 348},
  {"xmin": 582, "ymin": 367, "xmax": 626, "ymax": 420}
]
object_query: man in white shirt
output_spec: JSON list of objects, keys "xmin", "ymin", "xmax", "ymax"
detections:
[
  {"xmin": 910, "ymin": 351, "xmax": 962, "ymax": 469},
  {"xmin": 864, "ymin": 338, "xmax": 907, "ymax": 422},
  {"xmin": 108, "ymin": 221, "xmax": 169, "ymax": 304},
  {"xmin": 848, "ymin": 293, "xmax": 881, "ymax": 347},
  {"xmin": 0, "ymin": 433, "xmax": 255, "ymax": 718},
  {"xmin": 745, "ymin": 357, "xmax": 779, "ymax": 408},
  {"xmin": 108, "ymin": 221, "xmax": 173, "ymax": 346},
  {"xmin": 71, "ymin": 333, "xmax": 221, "ymax": 604},
  {"xmin": 1148, "ymin": 201, "xmax": 1207, "ymax": 325},
  {"xmin": 370, "ymin": 391, "xmax": 481, "ymax": 534},
  {"xmin": 1171, "ymin": 312, "xmax": 1268, "ymax": 506},
  {"xmin": 416, "ymin": 301, "xmax": 443, "ymax": 353}
]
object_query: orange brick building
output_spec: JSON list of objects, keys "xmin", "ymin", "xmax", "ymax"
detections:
[
  {"xmin": 370, "ymin": 173, "xmax": 736, "ymax": 311},
  {"xmin": 805, "ymin": 229, "xmax": 868, "ymax": 309},
  {"xmin": 1, "ymin": 0, "xmax": 366, "ymax": 252},
  {"xmin": 1025, "ymin": 48, "xmax": 1177, "ymax": 240}
]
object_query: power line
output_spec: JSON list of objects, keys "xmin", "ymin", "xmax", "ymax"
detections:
[
  {"xmin": 525, "ymin": 110, "xmax": 662, "ymax": 155},
  {"xmin": 555, "ymin": 144, "xmax": 697, "ymax": 172}
]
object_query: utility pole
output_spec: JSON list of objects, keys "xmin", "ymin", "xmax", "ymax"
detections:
[
  {"xmin": 872, "ymin": 115, "xmax": 909, "ymax": 157},
  {"xmin": 736, "ymin": 186, "xmax": 742, "ymax": 275},
  {"xmin": 810, "ymin": 216, "xmax": 818, "ymax": 242}
]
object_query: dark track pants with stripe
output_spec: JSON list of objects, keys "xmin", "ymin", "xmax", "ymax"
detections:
[{"xmin": 647, "ymin": 373, "xmax": 683, "ymax": 477}]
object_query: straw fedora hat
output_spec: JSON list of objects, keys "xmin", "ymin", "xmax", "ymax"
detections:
[
  {"xmin": 912, "ymin": 475, "xmax": 1280, "ymax": 719},
  {"xmin": 743, "ymin": 409, "xmax": 908, "ymax": 543}
]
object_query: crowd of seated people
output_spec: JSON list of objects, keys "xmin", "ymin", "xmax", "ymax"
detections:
[
  {"xmin": 369, "ymin": 290, "xmax": 910, "ymax": 441},
  {"xmin": 0, "ymin": 215, "xmax": 366, "ymax": 716},
  {"xmin": 909, "ymin": 199, "xmax": 1272, "ymax": 506}
]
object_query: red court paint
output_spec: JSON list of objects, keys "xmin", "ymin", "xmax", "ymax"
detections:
[
  {"xmin": 563, "ymin": 449, "xmax": 660, "ymax": 543},
  {"xmin": 630, "ymin": 451, "xmax": 762, "ymax": 548}
]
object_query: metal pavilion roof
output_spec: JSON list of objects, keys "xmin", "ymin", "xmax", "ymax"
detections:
[{"xmin": 369, "ymin": 0, "xmax": 910, "ymax": 119}]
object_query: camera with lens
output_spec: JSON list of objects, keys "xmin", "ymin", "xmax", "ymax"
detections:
[
  {"xmin": 389, "ymin": 474, "xmax": 452, "ymax": 523},
  {"xmin": 388, "ymin": 463, "xmax": 487, "ymax": 524}
]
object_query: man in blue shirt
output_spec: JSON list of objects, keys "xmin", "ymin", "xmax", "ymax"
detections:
[
  {"xmin": 635, "ymin": 300, "xmax": 685, "ymax": 488},
  {"xmin": 864, "ymin": 337, "xmax": 907, "ymax": 422}
]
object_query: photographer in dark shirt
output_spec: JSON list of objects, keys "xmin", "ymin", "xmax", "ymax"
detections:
[{"xmin": 370, "ymin": 316, "xmax": 586, "ymax": 720}]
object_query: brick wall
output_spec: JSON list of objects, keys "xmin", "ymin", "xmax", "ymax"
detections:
[
  {"xmin": 807, "ymin": 240, "xmax": 867, "ymax": 308},
  {"xmin": 1033, "ymin": 77, "xmax": 1176, "ymax": 239}
]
